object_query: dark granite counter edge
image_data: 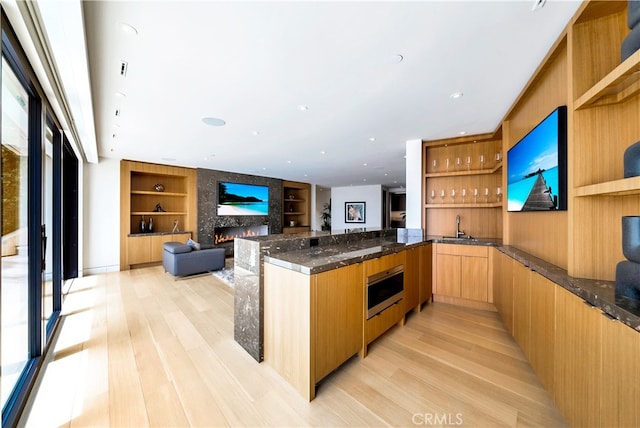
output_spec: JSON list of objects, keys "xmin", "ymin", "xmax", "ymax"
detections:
[{"xmin": 496, "ymin": 246, "xmax": 640, "ymax": 332}]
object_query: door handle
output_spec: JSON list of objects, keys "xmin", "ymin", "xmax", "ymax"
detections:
[{"xmin": 41, "ymin": 224, "xmax": 47, "ymax": 272}]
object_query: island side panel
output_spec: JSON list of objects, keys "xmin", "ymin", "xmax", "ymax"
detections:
[{"xmin": 263, "ymin": 262, "xmax": 315, "ymax": 401}]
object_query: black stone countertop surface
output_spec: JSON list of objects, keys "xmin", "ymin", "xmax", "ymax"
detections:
[{"xmin": 263, "ymin": 230, "xmax": 640, "ymax": 331}]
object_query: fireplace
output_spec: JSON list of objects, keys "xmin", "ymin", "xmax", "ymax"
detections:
[{"xmin": 214, "ymin": 225, "xmax": 268, "ymax": 245}]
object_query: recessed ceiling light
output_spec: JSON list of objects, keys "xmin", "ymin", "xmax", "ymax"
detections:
[
  {"xmin": 450, "ymin": 92, "xmax": 464, "ymax": 99},
  {"xmin": 320, "ymin": 150, "xmax": 326, "ymax": 155},
  {"xmin": 531, "ymin": 0, "xmax": 546, "ymax": 11},
  {"xmin": 115, "ymin": 91, "xmax": 126, "ymax": 98},
  {"xmin": 251, "ymin": 130, "xmax": 260, "ymax": 136},
  {"xmin": 287, "ymin": 160, "xmax": 292, "ymax": 164},
  {"xmin": 369, "ymin": 137, "xmax": 376, "ymax": 142},
  {"xmin": 119, "ymin": 22, "xmax": 139, "ymax": 35},
  {"xmin": 459, "ymin": 131, "xmax": 467, "ymax": 135},
  {"xmin": 297, "ymin": 105, "xmax": 309, "ymax": 111},
  {"xmin": 390, "ymin": 54, "xmax": 404, "ymax": 64},
  {"xmin": 363, "ymin": 163, "xmax": 368, "ymax": 167},
  {"xmin": 363, "ymin": 178, "xmax": 367, "ymax": 182},
  {"xmin": 202, "ymin": 117, "xmax": 226, "ymax": 126}
]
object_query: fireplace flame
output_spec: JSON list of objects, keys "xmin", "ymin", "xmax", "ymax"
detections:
[{"xmin": 214, "ymin": 226, "xmax": 267, "ymax": 245}]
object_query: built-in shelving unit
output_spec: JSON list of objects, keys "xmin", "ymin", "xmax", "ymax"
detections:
[
  {"xmin": 120, "ymin": 160, "xmax": 197, "ymax": 269},
  {"xmin": 282, "ymin": 180, "xmax": 311, "ymax": 233},
  {"xmin": 569, "ymin": 0, "xmax": 640, "ymax": 281},
  {"xmin": 422, "ymin": 135, "xmax": 503, "ymax": 239}
]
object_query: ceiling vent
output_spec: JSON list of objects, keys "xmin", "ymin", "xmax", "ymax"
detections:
[{"xmin": 120, "ymin": 60, "xmax": 128, "ymax": 76}]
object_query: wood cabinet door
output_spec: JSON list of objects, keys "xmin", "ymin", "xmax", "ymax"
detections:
[
  {"xmin": 403, "ymin": 247, "xmax": 420, "ymax": 312},
  {"xmin": 435, "ymin": 254, "xmax": 461, "ymax": 297},
  {"xmin": 512, "ymin": 262, "xmax": 531, "ymax": 358},
  {"xmin": 554, "ymin": 286, "xmax": 602, "ymax": 428},
  {"xmin": 601, "ymin": 316, "xmax": 640, "ymax": 427},
  {"xmin": 150, "ymin": 234, "xmax": 176, "ymax": 262},
  {"xmin": 460, "ymin": 256, "xmax": 488, "ymax": 301},
  {"xmin": 419, "ymin": 244, "xmax": 433, "ymax": 304},
  {"xmin": 127, "ymin": 236, "xmax": 151, "ymax": 265},
  {"xmin": 529, "ymin": 272, "xmax": 556, "ymax": 392},
  {"xmin": 493, "ymin": 249, "xmax": 514, "ymax": 334},
  {"xmin": 314, "ymin": 263, "xmax": 363, "ymax": 381}
]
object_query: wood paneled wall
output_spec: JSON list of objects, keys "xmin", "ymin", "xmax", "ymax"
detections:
[{"xmin": 503, "ymin": 41, "xmax": 569, "ymax": 270}]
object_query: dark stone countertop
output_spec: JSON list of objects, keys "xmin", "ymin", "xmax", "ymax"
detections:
[{"xmin": 263, "ymin": 232, "xmax": 640, "ymax": 332}]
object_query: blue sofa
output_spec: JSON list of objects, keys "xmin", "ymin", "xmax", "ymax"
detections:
[{"xmin": 162, "ymin": 241, "xmax": 226, "ymax": 277}]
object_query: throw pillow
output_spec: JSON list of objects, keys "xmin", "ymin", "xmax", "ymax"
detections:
[{"xmin": 186, "ymin": 238, "xmax": 201, "ymax": 251}]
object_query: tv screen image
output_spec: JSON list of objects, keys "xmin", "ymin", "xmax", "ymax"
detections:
[
  {"xmin": 218, "ymin": 182, "xmax": 269, "ymax": 216},
  {"xmin": 507, "ymin": 106, "xmax": 567, "ymax": 212}
]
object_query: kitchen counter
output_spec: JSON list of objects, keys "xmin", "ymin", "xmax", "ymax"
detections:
[{"xmin": 261, "ymin": 231, "xmax": 640, "ymax": 331}]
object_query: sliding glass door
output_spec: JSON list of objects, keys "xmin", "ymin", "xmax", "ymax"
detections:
[
  {"xmin": 0, "ymin": 56, "xmax": 30, "ymax": 413},
  {"xmin": 1, "ymin": 11, "xmax": 79, "ymax": 425}
]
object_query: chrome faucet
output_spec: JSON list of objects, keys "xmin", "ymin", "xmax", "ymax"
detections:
[{"xmin": 456, "ymin": 215, "xmax": 465, "ymax": 238}]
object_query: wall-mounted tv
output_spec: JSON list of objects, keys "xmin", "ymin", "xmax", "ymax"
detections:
[
  {"xmin": 507, "ymin": 106, "xmax": 567, "ymax": 212},
  {"xmin": 217, "ymin": 182, "xmax": 269, "ymax": 216}
]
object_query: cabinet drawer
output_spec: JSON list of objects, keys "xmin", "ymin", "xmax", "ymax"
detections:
[{"xmin": 436, "ymin": 243, "xmax": 488, "ymax": 257}]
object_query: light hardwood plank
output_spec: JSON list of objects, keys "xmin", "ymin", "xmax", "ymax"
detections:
[{"xmin": 21, "ymin": 266, "xmax": 565, "ymax": 427}]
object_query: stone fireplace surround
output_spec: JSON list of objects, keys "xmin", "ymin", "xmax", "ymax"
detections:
[{"xmin": 197, "ymin": 168, "xmax": 283, "ymax": 255}]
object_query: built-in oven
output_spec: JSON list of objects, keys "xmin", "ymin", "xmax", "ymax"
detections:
[{"xmin": 366, "ymin": 265, "xmax": 404, "ymax": 319}]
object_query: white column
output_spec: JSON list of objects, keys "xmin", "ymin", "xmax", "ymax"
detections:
[{"xmin": 405, "ymin": 139, "xmax": 423, "ymax": 229}]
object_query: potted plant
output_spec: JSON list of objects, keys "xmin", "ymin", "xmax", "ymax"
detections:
[{"xmin": 321, "ymin": 201, "xmax": 331, "ymax": 231}]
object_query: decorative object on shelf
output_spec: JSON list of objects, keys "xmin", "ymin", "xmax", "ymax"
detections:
[
  {"xmin": 440, "ymin": 189, "xmax": 445, "ymax": 204},
  {"xmin": 148, "ymin": 217, "xmax": 153, "ymax": 233},
  {"xmin": 461, "ymin": 188, "xmax": 467, "ymax": 203},
  {"xmin": 616, "ymin": 216, "xmax": 640, "ymax": 302},
  {"xmin": 623, "ymin": 140, "xmax": 640, "ymax": 178},
  {"xmin": 289, "ymin": 204, "xmax": 294, "ymax": 212},
  {"xmin": 473, "ymin": 187, "xmax": 478, "ymax": 203},
  {"xmin": 153, "ymin": 183, "xmax": 165, "ymax": 192},
  {"xmin": 172, "ymin": 219, "xmax": 179, "ymax": 233},
  {"xmin": 153, "ymin": 203, "xmax": 166, "ymax": 212},
  {"xmin": 496, "ymin": 187, "xmax": 502, "ymax": 202},
  {"xmin": 622, "ymin": 216, "xmax": 640, "ymax": 263},
  {"xmin": 622, "ymin": 0, "xmax": 640, "ymax": 61},
  {"xmin": 288, "ymin": 194, "xmax": 295, "ymax": 200},
  {"xmin": 289, "ymin": 220, "xmax": 296, "ymax": 227},
  {"xmin": 140, "ymin": 215, "xmax": 146, "ymax": 233},
  {"xmin": 345, "ymin": 201, "xmax": 365, "ymax": 223}
]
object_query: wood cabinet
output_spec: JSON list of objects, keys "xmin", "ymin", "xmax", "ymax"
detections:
[
  {"xmin": 423, "ymin": 136, "xmax": 503, "ymax": 240},
  {"xmin": 511, "ymin": 261, "xmax": 531, "ymax": 358},
  {"xmin": 120, "ymin": 160, "xmax": 197, "ymax": 269},
  {"xmin": 433, "ymin": 243, "xmax": 492, "ymax": 309},
  {"xmin": 419, "ymin": 244, "xmax": 433, "ymax": 307},
  {"xmin": 263, "ymin": 261, "xmax": 364, "ymax": 401},
  {"xmin": 314, "ymin": 263, "xmax": 364, "ymax": 382},
  {"xmin": 282, "ymin": 180, "xmax": 310, "ymax": 233},
  {"xmin": 404, "ymin": 247, "xmax": 420, "ymax": 312},
  {"xmin": 495, "ymin": 249, "xmax": 640, "ymax": 427},
  {"xmin": 126, "ymin": 233, "xmax": 192, "ymax": 266},
  {"xmin": 528, "ymin": 271, "xmax": 556, "ymax": 393},
  {"xmin": 554, "ymin": 286, "xmax": 603, "ymax": 428},
  {"xmin": 492, "ymin": 248, "xmax": 514, "ymax": 334}
]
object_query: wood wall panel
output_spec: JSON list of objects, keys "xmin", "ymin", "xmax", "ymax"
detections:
[{"xmin": 504, "ymin": 41, "xmax": 569, "ymax": 270}]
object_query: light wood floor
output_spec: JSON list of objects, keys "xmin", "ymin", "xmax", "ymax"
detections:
[{"xmin": 20, "ymin": 265, "xmax": 566, "ymax": 427}]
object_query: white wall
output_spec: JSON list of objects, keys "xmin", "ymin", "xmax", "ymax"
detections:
[
  {"xmin": 331, "ymin": 185, "xmax": 382, "ymax": 230},
  {"xmin": 405, "ymin": 139, "xmax": 423, "ymax": 229},
  {"xmin": 82, "ymin": 157, "xmax": 120, "ymax": 274}
]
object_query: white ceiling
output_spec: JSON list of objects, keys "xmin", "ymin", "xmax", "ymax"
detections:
[{"xmin": 80, "ymin": 0, "xmax": 581, "ymax": 189}]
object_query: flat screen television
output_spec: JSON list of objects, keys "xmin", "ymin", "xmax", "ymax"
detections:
[
  {"xmin": 507, "ymin": 106, "xmax": 567, "ymax": 212},
  {"xmin": 217, "ymin": 182, "xmax": 269, "ymax": 216}
]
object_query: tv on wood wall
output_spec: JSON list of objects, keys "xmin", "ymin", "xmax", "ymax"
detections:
[
  {"xmin": 217, "ymin": 182, "xmax": 269, "ymax": 216},
  {"xmin": 507, "ymin": 106, "xmax": 568, "ymax": 212}
]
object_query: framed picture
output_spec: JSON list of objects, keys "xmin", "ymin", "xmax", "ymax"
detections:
[{"xmin": 345, "ymin": 202, "xmax": 366, "ymax": 223}]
